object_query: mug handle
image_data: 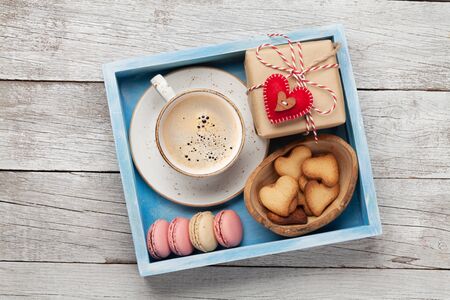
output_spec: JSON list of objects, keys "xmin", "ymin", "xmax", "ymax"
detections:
[{"xmin": 150, "ymin": 74, "xmax": 176, "ymax": 102}]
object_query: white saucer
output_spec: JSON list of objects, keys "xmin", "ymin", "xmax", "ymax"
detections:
[{"xmin": 129, "ymin": 67, "xmax": 269, "ymax": 207}]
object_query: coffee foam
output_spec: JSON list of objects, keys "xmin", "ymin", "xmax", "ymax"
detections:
[{"xmin": 159, "ymin": 91, "xmax": 243, "ymax": 176}]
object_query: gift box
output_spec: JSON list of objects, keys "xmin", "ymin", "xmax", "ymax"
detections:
[{"xmin": 245, "ymin": 39, "xmax": 346, "ymax": 138}]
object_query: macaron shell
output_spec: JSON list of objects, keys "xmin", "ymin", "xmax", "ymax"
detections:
[
  {"xmin": 214, "ymin": 210, "xmax": 243, "ymax": 248},
  {"xmin": 147, "ymin": 219, "xmax": 171, "ymax": 260},
  {"xmin": 188, "ymin": 213, "xmax": 201, "ymax": 251},
  {"xmin": 168, "ymin": 217, "xmax": 193, "ymax": 256},
  {"xmin": 189, "ymin": 212, "xmax": 217, "ymax": 252}
]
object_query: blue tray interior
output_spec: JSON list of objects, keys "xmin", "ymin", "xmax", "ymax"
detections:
[{"xmin": 116, "ymin": 47, "xmax": 368, "ymax": 262}]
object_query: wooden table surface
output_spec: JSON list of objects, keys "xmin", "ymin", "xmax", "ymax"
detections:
[{"xmin": 1, "ymin": 0, "xmax": 449, "ymax": 298}]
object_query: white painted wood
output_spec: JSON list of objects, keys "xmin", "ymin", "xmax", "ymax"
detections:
[
  {"xmin": 0, "ymin": 81, "xmax": 117, "ymax": 171},
  {"xmin": 363, "ymin": 90, "xmax": 450, "ymax": 179},
  {"xmin": 0, "ymin": 171, "xmax": 134, "ymax": 264},
  {"xmin": 1, "ymin": 172, "xmax": 448, "ymax": 269},
  {"xmin": 0, "ymin": 0, "xmax": 449, "ymax": 89},
  {"xmin": 0, "ymin": 262, "xmax": 448, "ymax": 299},
  {"xmin": 1, "ymin": 82, "xmax": 449, "ymax": 178}
]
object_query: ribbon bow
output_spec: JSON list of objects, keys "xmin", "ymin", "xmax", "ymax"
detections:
[{"xmin": 248, "ymin": 33, "xmax": 340, "ymax": 141}]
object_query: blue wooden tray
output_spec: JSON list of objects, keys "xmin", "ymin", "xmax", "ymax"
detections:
[{"xmin": 102, "ymin": 24, "xmax": 381, "ymax": 277}]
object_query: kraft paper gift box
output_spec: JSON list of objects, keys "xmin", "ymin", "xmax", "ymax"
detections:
[{"xmin": 245, "ymin": 39, "xmax": 346, "ymax": 138}]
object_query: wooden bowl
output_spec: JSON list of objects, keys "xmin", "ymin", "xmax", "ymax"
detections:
[{"xmin": 244, "ymin": 134, "xmax": 358, "ymax": 237}]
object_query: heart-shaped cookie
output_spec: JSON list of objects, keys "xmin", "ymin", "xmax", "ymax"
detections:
[
  {"xmin": 288, "ymin": 197, "xmax": 298, "ymax": 214},
  {"xmin": 302, "ymin": 154, "xmax": 339, "ymax": 187},
  {"xmin": 263, "ymin": 74, "xmax": 313, "ymax": 124},
  {"xmin": 297, "ymin": 191, "xmax": 313, "ymax": 216},
  {"xmin": 305, "ymin": 180, "xmax": 340, "ymax": 217},
  {"xmin": 259, "ymin": 175, "xmax": 298, "ymax": 217},
  {"xmin": 298, "ymin": 175, "xmax": 308, "ymax": 192},
  {"xmin": 274, "ymin": 146, "xmax": 312, "ymax": 180}
]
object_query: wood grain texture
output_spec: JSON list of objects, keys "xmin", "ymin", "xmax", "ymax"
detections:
[
  {"xmin": 0, "ymin": 81, "xmax": 116, "ymax": 171},
  {"xmin": 2, "ymin": 82, "xmax": 449, "ymax": 177},
  {"xmin": 0, "ymin": 262, "xmax": 449, "ymax": 299},
  {"xmin": 0, "ymin": 0, "xmax": 449, "ymax": 89},
  {"xmin": 1, "ymin": 171, "xmax": 448, "ymax": 269},
  {"xmin": 0, "ymin": 171, "xmax": 134, "ymax": 263},
  {"xmin": 362, "ymin": 90, "xmax": 450, "ymax": 178}
]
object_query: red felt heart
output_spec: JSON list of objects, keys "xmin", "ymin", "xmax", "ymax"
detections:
[{"xmin": 263, "ymin": 74, "xmax": 313, "ymax": 124}]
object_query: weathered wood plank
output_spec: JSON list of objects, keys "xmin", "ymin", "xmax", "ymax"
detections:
[
  {"xmin": 0, "ymin": 172, "xmax": 135, "ymax": 264},
  {"xmin": 1, "ymin": 81, "xmax": 449, "ymax": 177},
  {"xmin": 0, "ymin": 262, "xmax": 449, "ymax": 299},
  {"xmin": 0, "ymin": 81, "xmax": 117, "ymax": 171},
  {"xmin": 362, "ymin": 90, "xmax": 450, "ymax": 179},
  {"xmin": 0, "ymin": 0, "xmax": 449, "ymax": 89},
  {"xmin": 1, "ymin": 171, "xmax": 448, "ymax": 269}
]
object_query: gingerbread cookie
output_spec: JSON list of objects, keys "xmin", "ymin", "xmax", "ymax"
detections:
[
  {"xmin": 302, "ymin": 154, "xmax": 339, "ymax": 187},
  {"xmin": 274, "ymin": 146, "xmax": 312, "ymax": 180},
  {"xmin": 267, "ymin": 207, "xmax": 307, "ymax": 225},
  {"xmin": 305, "ymin": 180, "xmax": 340, "ymax": 217},
  {"xmin": 259, "ymin": 175, "xmax": 298, "ymax": 217}
]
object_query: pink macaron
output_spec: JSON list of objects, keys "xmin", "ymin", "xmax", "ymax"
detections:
[
  {"xmin": 168, "ymin": 217, "xmax": 194, "ymax": 256},
  {"xmin": 214, "ymin": 210, "xmax": 243, "ymax": 248},
  {"xmin": 147, "ymin": 219, "xmax": 171, "ymax": 260}
]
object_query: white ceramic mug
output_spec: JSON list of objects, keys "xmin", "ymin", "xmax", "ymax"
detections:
[{"xmin": 152, "ymin": 74, "xmax": 245, "ymax": 177}]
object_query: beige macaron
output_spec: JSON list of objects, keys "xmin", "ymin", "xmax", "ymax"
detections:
[{"xmin": 189, "ymin": 211, "xmax": 218, "ymax": 252}]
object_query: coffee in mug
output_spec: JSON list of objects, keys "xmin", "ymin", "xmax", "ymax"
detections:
[{"xmin": 155, "ymin": 89, "xmax": 245, "ymax": 177}]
